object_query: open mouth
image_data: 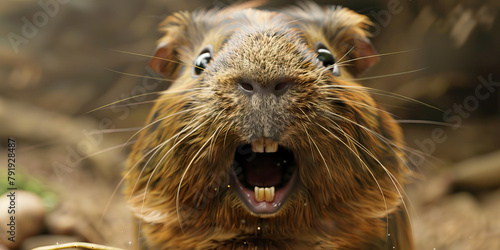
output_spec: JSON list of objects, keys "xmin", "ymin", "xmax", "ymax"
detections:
[{"xmin": 231, "ymin": 138, "xmax": 298, "ymax": 214}]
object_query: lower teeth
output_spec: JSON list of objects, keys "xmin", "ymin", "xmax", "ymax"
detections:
[{"xmin": 254, "ymin": 186, "xmax": 275, "ymax": 202}]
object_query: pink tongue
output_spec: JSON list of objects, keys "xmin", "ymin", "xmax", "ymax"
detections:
[{"xmin": 245, "ymin": 154, "xmax": 283, "ymax": 187}]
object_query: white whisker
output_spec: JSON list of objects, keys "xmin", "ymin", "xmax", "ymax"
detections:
[
  {"xmin": 176, "ymin": 123, "xmax": 223, "ymax": 232},
  {"xmin": 123, "ymin": 105, "xmax": 208, "ymax": 150}
]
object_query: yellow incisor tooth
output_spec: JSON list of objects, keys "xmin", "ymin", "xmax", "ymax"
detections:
[
  {"xmin": 258, "ymin": 187, "xmax": 265, "ymax": 202},
  {"xmin": 255, "ymin": 186, "xmax": 275, "ymax": 202},
  {"xmin": 255, "ymin": 186, "xmax": 265, "ymax": 202},
  {"xmin": 251, "ymin": 138, "xmax": 264, "ymax": 153},
  {"xmin": 264, "ymin": 187, "xmax": 273, "ymax": 202},
  {"xmin": 265, "ymin": 140, "xmax": 278, "ymax": 153}
]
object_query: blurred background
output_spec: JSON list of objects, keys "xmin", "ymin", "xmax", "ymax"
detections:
[{"xmin": 0, "ymin": 0, "xmax": 499, "ymax": 249}]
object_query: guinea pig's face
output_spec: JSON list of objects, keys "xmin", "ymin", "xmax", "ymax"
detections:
[{"xmin": 129, "ymin": 3, "xmax": 410, "ymax": 248}]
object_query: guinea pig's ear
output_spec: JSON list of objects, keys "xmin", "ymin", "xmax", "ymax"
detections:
[
  {"xmin": 321, "ymin": 6, "xmax": 379, "ymax": 77},
  {"xmin": 149, "ymin": 43, "xmax": 178, "ymax": 79},
  {"xmin": 332, "ymin": 7, "xmax": 380, "ymax": 76},
  {"xmin": 337, "ymin": 33, "xmax": 379, "ymax": 77},
  {"xmin": 149, "ymin": 13, "xmax": 189, "ymax": 80},
  {"xmin": 286, "ymin": 3, "xmax": 379, "ymax": 76}
]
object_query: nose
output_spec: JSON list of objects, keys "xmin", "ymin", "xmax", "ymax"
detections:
[{"xmin": 238, "ymin": 80, "xmax": 291, "ymax": 96}]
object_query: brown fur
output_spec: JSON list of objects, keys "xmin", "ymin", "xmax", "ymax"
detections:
[{"xmin": 126, "ymin": 2, "xmax": 413, "ymax": 249}]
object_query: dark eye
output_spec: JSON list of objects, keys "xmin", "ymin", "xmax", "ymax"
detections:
[
  {"xmin": 192, "ymin": 47, "xmax": 213, "ymax": 77},
  {"xmin": 317, "ymin": 48, "xmax": 340, "ymax": 76}
]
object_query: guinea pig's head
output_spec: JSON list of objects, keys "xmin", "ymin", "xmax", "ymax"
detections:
[{"xmin": 127, "ymin": 2, "xmax": 410, "ymax": 248}]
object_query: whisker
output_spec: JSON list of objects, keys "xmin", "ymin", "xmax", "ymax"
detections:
[
  {"xmin": 127, "ymin": 138, "xmax": 171, "ymax": 198},
  {"xmin": 318, "ymin": 84, "xmax": 443, "ymax": 112},
  {"xmin": 109, "ymin": 48, "xmax": 184, "ymax": 66},
  {"xmin": 321, "ymin": 110, "xmax": 418, "ymax": 219},
  {"xmin": 324, "ymin": 97, "xmax": 396, "ymax": 117},
  {"xmin": 395, "ymin": 119, "xmax": 456, "ymax": 127},
  {"xmin": 129, "ymin": 109, "xmax": 209, "ymax": 199},
  {"xmin": 85, "ymin": 87, "xmax": 209, "ymax": 114},
  {"xmin": 323, "ymin": 111, "xmax": 421, "ymax": 174},
  {"xmin": 109, "ymin": 48, "xmax": 204, "ymax": 72},
  {"xmin": 134, "ymin": 116, "xmax": 209, "ymax": 197},
  {"xmin": 223, "ymin": 121, "xmax": 232, "ymax": 149},
  {"xmin": 105, "ymin": 68, "xmax": 173, "ymax": 82},
  {"xmin": 99, "ymin": 160, "xmax": 140, "ymax": 228},
  {"xmin": 132, "ymin": 139, "xmax": 172, "ymax": 241},
  {"xmin": 159, "ymin": 87, "xmax": 211, "ymax": 94},
  {"xmin": 93, "ymin": 140, "xmax": 147, "ymax": 228},
  {"xmin": 99, "ymin": 92, "xmax": 209, "ymax": 110},
  {"xmin": 331, "ymin": 63, "xmax": 354, "ymax": 68},
  {"xmin": 19, "ymin": 127, "xmax": 143, "ymax": 153},
  {"xmin": 207, "ymin": 108, "xmax": 228, "ymax": 160},
  {"xmin": 71, "ymin": 140, "xmax": 137, "ymax": 164},
  {"xmin": 348, "ymin": 110, "xmax": 435, "ymax": 168},
  {"xmin": 90, "ymin": 127, "xmax": 144, "ymax": 134},
  {"xmin": 324, "ymin": 119, "xmax": 414, "ymax": 233},
  {"xmin": 303, "ymin": 124, "xmax": 333, "ymax": 181},
  {"xmin": 85, "ymin": 91, "xmax": 163, "ymax": 114},
  {"xmin": 101, "ymin": 99, "xmax": 159, "ymax": 109},
  {"xmin": 297, "ymin": 107, "xmax": 334, "ymax": 182},
  {"xmin": 176, "ymin": 123, "xmax": 223, "ymax": 232},
  {"xmin": 171, "ymin": 108, "xmax": 211, "ymax": 146},
  {"xmin": 136, "ymin": 118, "xmax": 209, "ymax": 236},
  {"xmin": 343, "ymin": 67, "xmax": 427, "ymax": 81},
  {"xmin": 336, "ymin": 45, "xmax": 356, "ymax": 65},
  {"xmin": 315, "ymin": 122, "xmax": 389, "ymax": 230},
  {"xmin": 122, "ymin": 105, "xmax": 208, "ymax": 150},
  {"xmin": 336, "ymin": 48, "xmax": 421, "ymax": 66},
  {"xmin": 209, "ymin": 122, "xmax": 227, "ymax": 160}
]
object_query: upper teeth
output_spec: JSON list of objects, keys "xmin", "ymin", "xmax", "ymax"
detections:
[
  {"xmin": 254, "ymin": 186, "xmax": 275, "ymax": 202},
  {"xmin": 251, "ymin": 138, "xmax": 278, "ymax": 153}
]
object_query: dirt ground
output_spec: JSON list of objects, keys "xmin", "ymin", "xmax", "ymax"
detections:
[{"xmin": 0, "ymin": 0, "xmax": 499, "ymax": 249}]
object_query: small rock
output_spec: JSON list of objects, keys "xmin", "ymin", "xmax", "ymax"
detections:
[{"xmin": 0, "ymin": 190, "xmax": 46, "ymax": 249}]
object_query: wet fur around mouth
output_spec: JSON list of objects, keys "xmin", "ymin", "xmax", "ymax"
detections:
[{"xmin": 125, "ymin": 2, "xmax": 413, "ymax": 249}]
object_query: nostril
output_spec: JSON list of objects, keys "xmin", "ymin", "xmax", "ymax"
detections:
[
  {"xmin": 239, "ymin": 82, "xmax": 254, "ymax": 92},
  {"xmin": 239, "ymin": 80, "xmax": 290, "ymax": 95},
  {"xmin": 274, "ymin": 82, "xmax": 289, "ymax": 91}
]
